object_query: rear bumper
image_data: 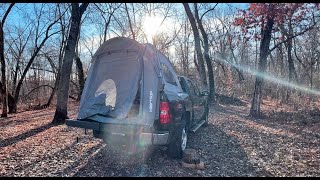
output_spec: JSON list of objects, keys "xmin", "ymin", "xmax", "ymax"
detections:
[
  {"xmin": 66, "ymin": 119, "xmax": 169, "ymax": 145},
  {"xmin": 140, "ymin": 132, "xmax": 169, "ymax": 145}
]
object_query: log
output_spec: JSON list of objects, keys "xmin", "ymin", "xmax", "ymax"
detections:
[{"xmin": 182, "ymin": 148, "xmax": 200, "ymax": 164}]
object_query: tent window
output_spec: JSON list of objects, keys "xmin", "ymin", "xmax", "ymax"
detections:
[{"xmin": 161, "ymin": 63, "xmax": 177, "ymax": 86}]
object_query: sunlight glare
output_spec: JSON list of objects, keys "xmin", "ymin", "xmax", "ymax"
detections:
[
  {"xmin": 142, "ymin": 15, "xmax": 166, "ymax": 43},
  {"xmin": 214, "ymin": 55, "xmax": 320, "ymax": 96}
]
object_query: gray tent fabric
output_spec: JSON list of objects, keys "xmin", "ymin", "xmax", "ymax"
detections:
[{"xmin": 77, "ymin": 37, "xmax": 183, "ymax": 126}]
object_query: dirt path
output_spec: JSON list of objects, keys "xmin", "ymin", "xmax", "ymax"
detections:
[{"xmin": 0, "ymin": 102, "xmax": 319, "ymax": 177}]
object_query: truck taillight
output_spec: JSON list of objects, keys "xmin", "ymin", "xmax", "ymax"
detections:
[{"xmin": 160, "ymin": 101, "xmax": 171, "ymax": 124}]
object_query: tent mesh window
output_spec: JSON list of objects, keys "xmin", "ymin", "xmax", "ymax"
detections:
[
  {"xmin": 161, "ymin": 62, "xmax": 177, "ymax": 86},
  {"xmin": 127, "ymin": 79, "xmax": 141, "ymax": 118}
]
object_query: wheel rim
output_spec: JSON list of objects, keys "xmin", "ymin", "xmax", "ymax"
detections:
[{"xmin": 181, "ymin": 128, "xmax": 187, "ymax": 151}]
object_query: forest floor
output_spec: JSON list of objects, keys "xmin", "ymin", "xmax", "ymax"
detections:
[{"xmin": 0, "ymin": 97, "xmax": 319, "ymax": 177}]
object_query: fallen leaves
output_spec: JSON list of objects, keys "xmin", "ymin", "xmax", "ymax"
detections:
[{"xmin": 0, "ymin": 99, "xmax": 319, "ymax": 176}]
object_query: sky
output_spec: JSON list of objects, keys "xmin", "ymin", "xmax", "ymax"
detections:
[{"xmin": 1, "ymin": 3, "xmax": 250, "ymax": 66}]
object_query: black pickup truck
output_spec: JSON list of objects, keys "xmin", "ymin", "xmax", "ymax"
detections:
[{"xmin": 66, "ymin": 37, "xmax": 209, "ymax": 159}]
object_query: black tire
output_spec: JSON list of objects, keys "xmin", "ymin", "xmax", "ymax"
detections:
[
  {"xmin": 167, "ymin": 118, "xmax": 187, "ymax": 159},
  {"xmin": 203, "ymin": 105, "xmax": 209, "ymax": 127}
]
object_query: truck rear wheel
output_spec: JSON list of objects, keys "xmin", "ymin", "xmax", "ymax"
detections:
[{"xmin": 167, "ymin": 119, "xmax": 187, "ymax": 159}]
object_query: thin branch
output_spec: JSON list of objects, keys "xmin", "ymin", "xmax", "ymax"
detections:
[
  {"xmin": 93, "ymin": 3, "xmax": 106, "ymax": 13},
  {"xmin": 200, "ymin": 3, "xmax": 218, "ymax": 21},
  {"xmin": 124, "ymin": 3, "xmax": 135, "ymax": 40},
  {"xmin": 25, "ymin": 85, "xmax": 54, "ymax": 99},
  {"xmin": 268, "ymin": 20, "xmax": 320, "ymax": 54},
  {"xmin": 2, "ymin": 3, "xmax": 15, "ymax": 25}
]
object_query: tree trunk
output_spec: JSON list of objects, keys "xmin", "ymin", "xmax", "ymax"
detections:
[
  {"xmin": 75, "ymin": 56, "xmax": 85, "ymax": 101},
  {"xmin": 124, "ymin": 3, "xmax": 135, "ymax": 40},
  {"xmin": 0, "ymin": 81, "xmax": 14, "ymax": 114},
  {"xmin": 285, "ymin": 21, "xmax": 297, "ymax": 102},
  {"xmin": 194, "ymin": 3, "xmax": 215, "ymax": 103},
  {"xmin": 250, "ymin": 13, "xmax": 274, "ymax": 117},
  {"xmin": 12, "ymin": 56, "xmax": 20, "ymax": 96},
  {"xmin": 45, "ymin": 71, "xmax": 59, "ymax": 107},
  {"xmin": 52, "ymin": 3, "xmax": 88, "ymax": 124},
  {"xmin": 0, "ymin": 22, "xmax": 7, "ymax": 117},
  {"xmin": 0, "ymin": 3, "xmax": 14, "ymax": 117},
  {"xmin": 183, "ymin": 3, "xmax": 207, "ymax": 89}
]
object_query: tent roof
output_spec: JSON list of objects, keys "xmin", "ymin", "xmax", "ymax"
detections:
[{"xmin": 93, "ymin": 37, "xmax": 144, "ymax": 62}]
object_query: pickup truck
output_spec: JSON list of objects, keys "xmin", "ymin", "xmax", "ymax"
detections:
[{"xmin": 65, "ymin": 37, "xmax": 209, "ymax": 159}]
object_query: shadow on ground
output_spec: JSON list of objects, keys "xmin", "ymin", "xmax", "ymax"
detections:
[
  {"xmin": 0, "ymin": 123, "xmax": 53, "ymax": 148},
  {"xmin": 65, "ymin": 123, "xmax": 264, "ymax": 177}
]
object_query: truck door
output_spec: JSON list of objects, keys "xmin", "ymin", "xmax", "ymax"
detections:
[{"xmin": 186, "ymin": 79, "xmax": 205, "ymax": 123}]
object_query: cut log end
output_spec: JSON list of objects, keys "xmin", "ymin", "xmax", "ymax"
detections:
[{"xmin": 181, "ymin": 148, "xmax": 204, "ymax": 169}]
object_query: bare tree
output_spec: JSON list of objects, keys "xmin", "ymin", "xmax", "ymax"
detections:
[
  {"xmin": 0, "ymin": 3, "xmax": 14, "ymax": 117},
  {"xmin": 124, "ymin": 3, "xmax": 135, "ymax": 40},
  {"xmin": 52, "ymin": 3, "xmax": 89, "ymax": 124},
  {"xmin": 9, "ymin": 5, "xmax": 62, "ymax": 113},
  {"xmin": 44, "ymin": 3, "xmax": 70, "ymax": 108},
  {"xmin": 183, "ymin": 3, "xmax": 207, "ymax": 89},
  {"xmin": 249, "ymin": 4, "xmax": 275, "ymax": 117},
  {"xmin": 94, "ymin": 3, "xmax": 122, "ymax": 43},
  {"xmin": 194, "ymin": 3, "xmax": 217, "ymax": 103}
]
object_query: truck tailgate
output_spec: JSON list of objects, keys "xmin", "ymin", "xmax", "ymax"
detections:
[{"xmin": 66, "ymin": 119, "xmax": 100, "ymax": 131}]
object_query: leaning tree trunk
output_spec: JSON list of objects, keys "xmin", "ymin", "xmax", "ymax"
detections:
[
  {"xmin": 52, "ymin": 3, "xmax": 88, "ymax": 124},
  {"xmin": 45, "ymin": 71, "xmax": 59, "ymax": 107},
  {"xmin": 194, "ymin": 3, "xmax": 215, "ymax": 103},
  {"xmin": 183, "ymin": 3, "xmax": 207, "ymax": 89},
  {"xmin": 250, "ymin": 15, "xmax": 274, "ymax": 117}
]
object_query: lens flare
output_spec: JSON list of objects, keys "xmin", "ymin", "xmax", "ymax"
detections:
[{"xmin": 213, "ymin": 54, "xmax": 320, "ymax": 96}]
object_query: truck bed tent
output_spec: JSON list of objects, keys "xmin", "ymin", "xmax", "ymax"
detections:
[{"xmin": 77, "ymin": 37, "xmax": 183, "ymax": 127}]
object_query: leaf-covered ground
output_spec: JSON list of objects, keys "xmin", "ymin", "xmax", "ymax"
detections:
[{"xmin": 0, "ymin": 99, "xmax": 319, "ymax": 177}]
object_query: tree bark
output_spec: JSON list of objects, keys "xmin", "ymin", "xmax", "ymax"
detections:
[
  {"xmin": 285, "ymin": 20, "xmax": 298, "ymax": 102},
  {"xmin": 0, "ymin": 81, "xmax": 14, "ymax": 113},
  {"xmin": 250, "ymin": 9, "xmax": 274, "ymax": 117},
  {"xmin": 45, "ymin": 74, "xmax": 58, "ymax": 107},
  {"xmin": 183, "ymin": 3, "xmax": 207, "ymax": 89},
  {"xmin": 194, "ymin": 3, "xmax": 215, "ymax": 103},
  {"xmin": 0, "ymin": 22, "xmax": 8, "ymax": 117},
  {"xmin": 75, "ymin": 56, "xmax": 85, "ymax": 101},
  {"xmin": 52, "ymin": 3, "xmax": 88, "ymax": 124}
]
